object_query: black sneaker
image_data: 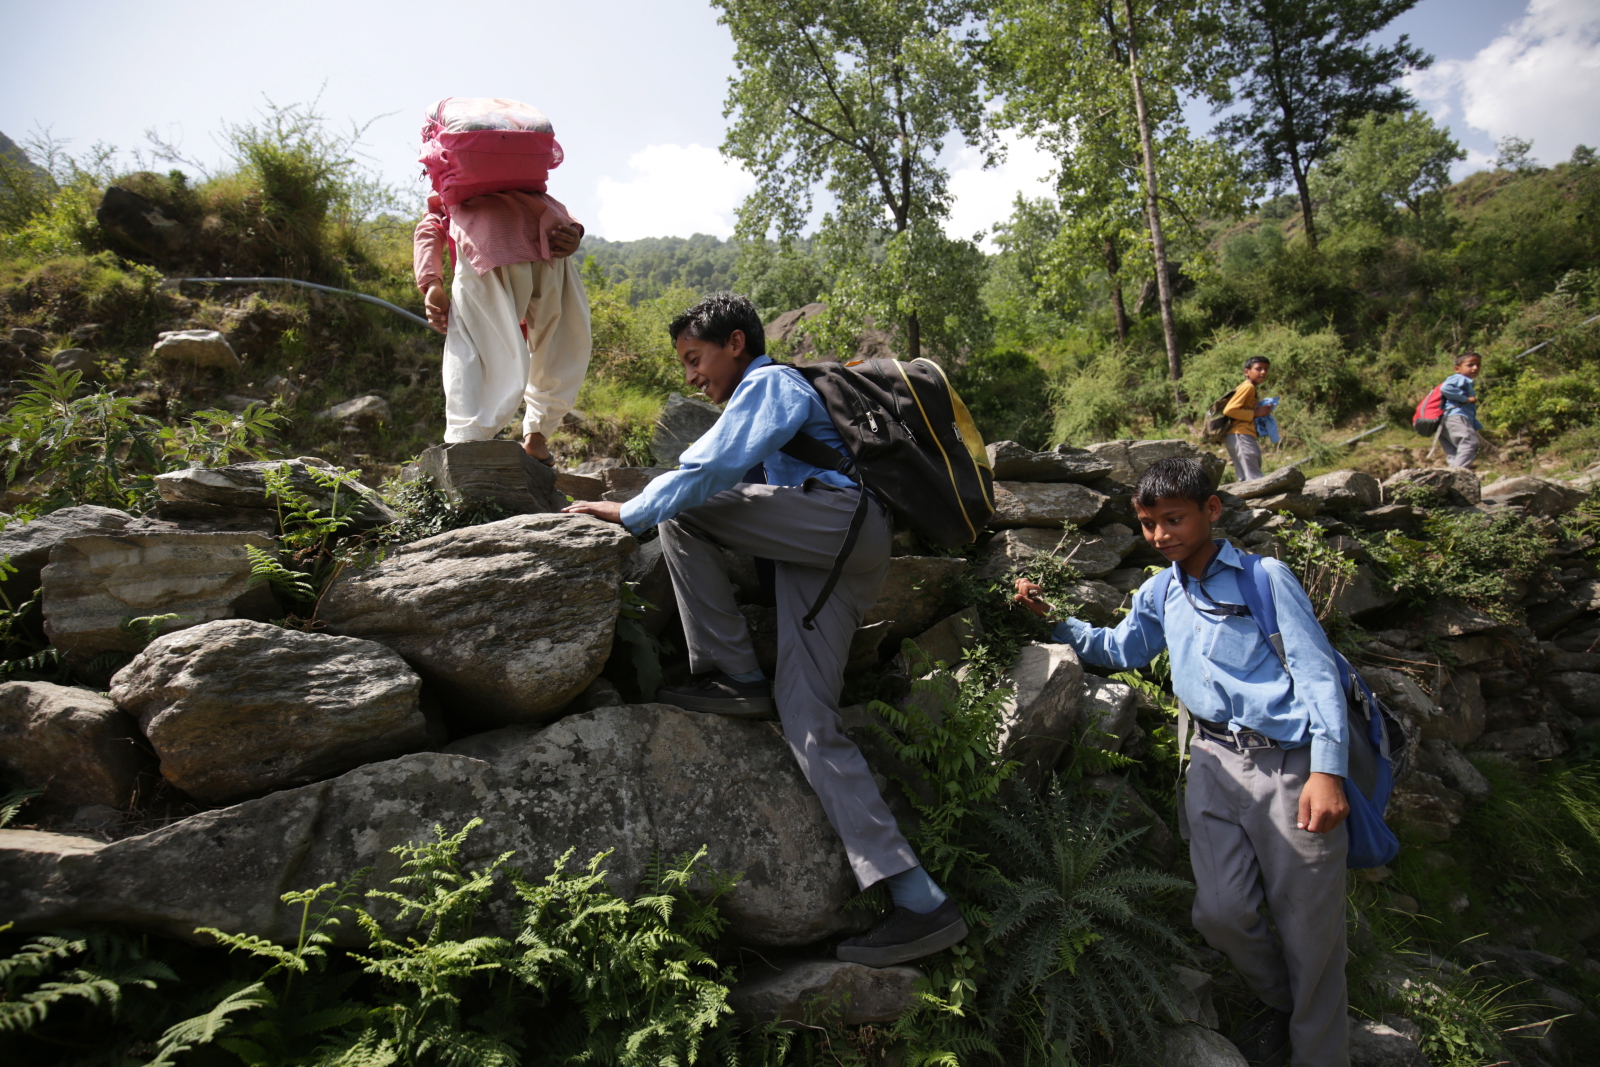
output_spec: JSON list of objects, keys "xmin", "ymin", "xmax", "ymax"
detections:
[
  {"xmin": 657, "ymin": 672, "xmax": 776, "ymax": 719},
  {"xmin": 836, "ymin": 898, "xmax": 969, "ymax": 968},
  {"xmin": 1232, "ymin": 1000, "xmax": 1292, "ymax": 1067}
]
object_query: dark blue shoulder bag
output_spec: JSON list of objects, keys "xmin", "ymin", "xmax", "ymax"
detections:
[{"xmin": 1154, "ymin": 556, "xmax": 1405, "ymax": 869}]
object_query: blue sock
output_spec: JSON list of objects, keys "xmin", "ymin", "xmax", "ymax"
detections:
[
  {"xmin": 885, "ymin": 865, "xmax": 947, "ymax": 914},
  {"xmin": 727, "ymin": 669, "xmax": 766, "ymax": 684}
]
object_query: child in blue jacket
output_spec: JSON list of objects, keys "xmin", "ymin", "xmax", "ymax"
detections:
[
  {"xmin": 564, "ymin": 292, "xmax": 967, "ymax": 969},
  {"xmin": 1015, "ymin": 457, "xmax": 1352, "ymax": 1067},
  {"xmin": 1439, "ymin": 352, "xmax": 1482, "ymax": 469}
]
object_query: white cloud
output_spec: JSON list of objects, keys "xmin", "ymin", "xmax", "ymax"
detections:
[
  {"xmin": 944, "ymin": 132, "xmax": 1057, "ymax": 250},
  {"xmin": 1407, "ymin": 0, "xmax": 1600, "ymax": 169},
  {"xmin": 592, "ymin": 143, "xmax": 754, "ymax": 241}
]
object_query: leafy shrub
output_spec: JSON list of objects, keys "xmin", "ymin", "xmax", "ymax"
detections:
[
  {"xmin": 1182, "ymin": 323, "xmax": 1367, "ymax": 422},
  {"xmin": 1367, "ymin": 509, "xmax": 1554, "ymax": 619}
]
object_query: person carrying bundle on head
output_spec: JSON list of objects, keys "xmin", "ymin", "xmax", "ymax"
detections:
[{"xmin": 413, "ymin": 97, "xmax": 591, "ymax": 465}]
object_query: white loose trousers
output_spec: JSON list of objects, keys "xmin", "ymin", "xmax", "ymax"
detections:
[{"xmin": 442, "ymin": 257, "xmax": 591, "ymax": 443}]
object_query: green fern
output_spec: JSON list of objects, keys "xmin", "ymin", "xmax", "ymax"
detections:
[
  {"xmin": 0, "ymin": 787, "xmax": 40, "ymax": 828},
  {"xmin": 975, "ymin": 779, "xmax": 1195, "ymax": 1064},
  {"xmin": 0, "ymin": 929, "xmax": 176, "ymax": 1036}
]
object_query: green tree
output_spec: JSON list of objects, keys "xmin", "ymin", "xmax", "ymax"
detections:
[
  {"xmin": 1310, "ymin": 109, "xmax": 1465, "ymax": 232},
  {"xmin": 990, "ymin": 0, "xmax": 1241, "ymax": 392},
  {"xmin": 1214, "ymin": 0, "xmax": 1432, "ymax": 251},
  {"xmin": 716, "ymin": 0, "xmax": 994, "ymax": 362}
]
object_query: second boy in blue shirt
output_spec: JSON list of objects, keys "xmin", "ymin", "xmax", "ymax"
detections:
[{"xmin": 1016, "ymin": 457, "xmax": 1352, "ymax": 1067}]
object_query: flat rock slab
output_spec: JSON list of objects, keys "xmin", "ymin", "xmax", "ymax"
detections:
[
  {"xmin": 0, "ymin": 505, "xmax": 132, "ymax": 605},
  {"xmin": 0, "ymin": 682, "xmax": 153, "ymax": 808},
  {"xmin": 1252, "ymin": 491, "xmax": 1320, "ymax": 520},
  {"xmin": 977, "ymin": 528, "xmax": 1123, "ymax": 579},
  {"xmin": 999, "ymin": 642, "xmax": 1083, "ymax": 790},
  {"xmin": 987, "ymin": 440, "xmax": 1113, "ymax": 482},
  {"xmin": 320, "ymin": 514, "xmax": 635, "ymax": 725},
  {"xmin": 1304, "ymin": 470, "xmax": 1382, "ymax": 513},
  {"xmin": 1079, "ymin": 675, "xmax": 1138, "ymax": 753},
  {"xmin": 862, "ymin": 555, "xmax": 968, "ymax": 648},
  {"xmin": 1219, "ymin": 465, "xmax": 1305, "ymax": 500},
  {"xmin": 652, "ymin": 393, "xmax": 722, "ymax": 468},
  {"xmin": 1480, "ymin": 475, "xmax": 1585, "ymax": 517},
  {"xmin": 317, "ymin": 395, "xmax": 390, "ymax": 424},
  {"xmin": 601, "ymin": 467, "xmax": 674, "ymax": 504},
  {"xmin": 729, "ymin": 959, "xmax": 921, "ymax": 1025},
  {"xmin": 1472, "ymin": 723, "xmax": 1566, "ymax": 760},
  {"xmin": 110, "ymin": 619, "xmax": 431, "ymax": 804},
  {"xmin": 0, "ymin": 705, "xmax": 858, "ymax": 948},
  {"xmin": 41, "ymin": 521, "xmax": 278, "ymax": 660},
  {"xmin": 990, "ymin": 482, "xmax": 1107, "ymax": 529},
  {"xmin": 152, "ymin": 330, "xmax": 240, "ymax": 369},
  {"xmin": 1544, "ymin": 671, "xmax": 1600, "ymax": 716},
  {"xmin": 1162, "ymin": 1022, "xmax": 1248, "ymax": 1067},
  {"xmin": 1408, "ymin": 597, "xmax": 1505, "ymax": 639},
  {"xmin": 1348, "ymin": 1017, "xmax": 1429, "ymax": 1067},
  {"xmin": 1330, "ymin": 564, "xmax": 1402, "ymax": 621},
  {"xmin": 418, "ymin": 440, "xmax": 566, "ymax": 515},
  {"xmin": 155, "ymin": 458, "xmax": 396, "ymax": 531}
]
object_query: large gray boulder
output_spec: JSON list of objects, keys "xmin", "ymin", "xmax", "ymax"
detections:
[
  {"xmin": 1387, "ymin": 772, "xmax": 1465, "ymax": 843},
  {"xmin": 1331, "ymin": 564, "xmax": 1402, "ymax": 621},
  {"xmin": 1472, "ymin": 723, "xmax": 1566, "ymax": 760},
  {"xmin": 998, "ymin": 642, "xmax": 1083, "ymax": 790},
  {"xmin": 320, "ymin": 514, "xmax": 635, "ymax": 725},
  {"xmin": 1302, "ymin": 471, "xmax": 1383, "ymax": 514},
  {"xmin": 1383, "ymin": 467, "xmax": 1481, "ymax": 507},
  {"xmin": 862, "ymin": 556, "xmax": 968, "ymax": 647},
  {"xmin": 0, "ymin": 682, "xmax": 152, "ymax": 808},
  {"xmin": 0, "ymin": 505, "xmax": 132, "ymax": 606},
  {"xmin": 154, "ymin": 459, "xmax": 396, "ymax": 531},
  {"xmin": 40, "ymin": 520, "xmax": 278, "ymax": 660},
  {"xmin": 109, "ymin": 620, "xmax": 431, "ymax": 805},
  {"xmin": 1219, "ymin": 465, "xmax": 1305, "ymax": 501},
  {"xmin": 417, "ymin": 440, "xmax": 566, "ymax": 515},
  {"xmin": 976, "ymin": 528, "xmax": 1123, "ymax": 579},
  {"xmin": 990, "ymin": 482, "xmax": 1108, "ymax": 529},
  {"xmin": 0, "ymin": 705, "xmax": 859, "ymax": 947},
  {"xmin": 152, "ymin": 329, "xmax": 240, "ymax": 370},
  {"xmin": 729, "ymin": 960, "xmax": 921, "ymax": 1025},
  {"xmin": 651, "ymin": 393, "xmax": 722, "ymax": 467},
  {"xmin": 987, "ymin": 441, "xmax": 1113, "ymax": 483}
]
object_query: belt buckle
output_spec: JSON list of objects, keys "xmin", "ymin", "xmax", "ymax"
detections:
[{"xmin": 1235, "ymin": 728, "xmax": 1274, "ymax": 750}]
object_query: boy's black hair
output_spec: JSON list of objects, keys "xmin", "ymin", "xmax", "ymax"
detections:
[
  {"xmin": 1243, "ymin": 356, "xmax": 1270, "ymax": 371},
  {"xmin": 1134, "ymin": 457, "xmax": 1218, "ymax": 509},
  {"xmin": 1453, "ymin": 350, "xmax": 1481, "ymax": 366},
  {"xmin": 668, "ymin": 292, "xmax": 766, "ymax": 357}
]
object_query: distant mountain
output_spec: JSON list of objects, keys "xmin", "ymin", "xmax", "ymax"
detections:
[{"xmin": 0, "ymin": 131, "xmax": 52, "ymax": 183}]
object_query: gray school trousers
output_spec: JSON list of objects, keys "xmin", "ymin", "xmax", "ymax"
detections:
[
  {"xmin": 1186, "ymin": 738, "xmax": 1349, "ymax": 1067},
  {"xmin": 656, "ymin": 480, "xmax": 919, "ymax": 889},
  {"xmin": 1224, "ymin": 431, "xmax": 1264, "ymax": 482},
  {"xmin": 1441, "ymin": 414, "xmax": 1479, "ymax": 469}
]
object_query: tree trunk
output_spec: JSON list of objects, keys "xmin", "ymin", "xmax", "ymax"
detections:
[
  {"xmin": 1103, "ymin": 236, "xmax": 1128, "ymax": 342},
  {"xmin": 1290, "ymin": 153, "xmax": 1318, "ymax": 251},
  {"xmin": 1121, "ymin": 0, "xmax": 1183, "ymax": 403},
  {"xmin": 906, "ymin": 311, "xmax": 921, "ymax": 362}
]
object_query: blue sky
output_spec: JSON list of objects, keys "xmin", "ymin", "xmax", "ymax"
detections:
[{"xmin": 2, "ymin": 0, "xmax": 1595, "ymax": 244}]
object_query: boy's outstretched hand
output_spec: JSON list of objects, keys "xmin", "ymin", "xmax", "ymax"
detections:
[
  {"xmin": 563, "ymin": 500, "xmax": 623, "ymax": 525},
  {"xmin": 424, "ymin": 284, "xmax": 450, "ymax": 335},
  {"xmin": 1297, "ymin": 772, "xmax": 1350, "ymax": 834},
  {"xmin": 1013, "ymin": 578, "xmax": 1052, "ymax": 618},
  {"xmin": 549, "ymin": 224, "xmax": 582, "ymax": 259}
]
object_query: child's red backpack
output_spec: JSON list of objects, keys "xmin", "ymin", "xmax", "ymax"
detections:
[
  {"xmin": 419, "ymin": 98, "xmax": 563, "ymax": 208},
  {"xmin": 1412, "ymin": 385, "xmax": 1445, "ymax": 436}
]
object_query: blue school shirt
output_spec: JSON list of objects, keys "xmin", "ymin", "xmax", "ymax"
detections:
[
  {"xmin": 619, "ymin": 355, "xmax": 854, "ymax": 534},
  {"xmin": 1440, "ymin": 373, "xmax": 1480, "ymax": 429},
  {"xmin": 1050, "ymin": 539, "xmax": 1349, "ymax": 778}
]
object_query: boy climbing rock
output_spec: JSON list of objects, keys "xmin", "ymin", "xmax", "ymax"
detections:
[
  {"xmin": 1016, "ymin": 457, "xmax": 1351, "ymax": 1067},
  {"xmin": 563, "ymin": 292, "xmax": 969, "ymax": 968},
  {"xmin": 414, "ymin": 98, "xmax": 591, "ymax": 465}
]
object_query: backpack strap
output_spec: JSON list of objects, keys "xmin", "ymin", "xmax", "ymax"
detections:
[{"xmin": 778, "ymin": 431, "xmax": 870, "ymax": 631}]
